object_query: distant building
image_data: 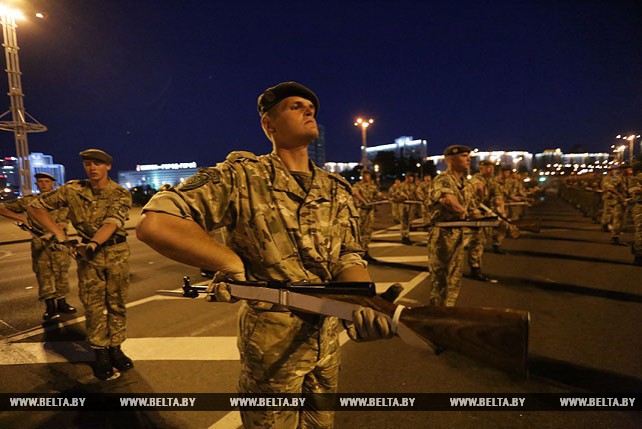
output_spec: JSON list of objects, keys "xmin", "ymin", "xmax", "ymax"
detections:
[
  {"xmin": 309, "ymin": 124, "xmax": 326, "ymax": 167},
  {"xmin": 365, "ymin": 136, "xmax": 427, "ymax": 161},
  {"xmin": 1, "ymin": 152, "xmax": 65, "ymax": 198},
  {"xmin": 118, "ymin": 162, "xmax": 199, "ymax": 190}
]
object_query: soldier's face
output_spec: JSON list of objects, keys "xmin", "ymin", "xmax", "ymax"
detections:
[
  {"xmin": 449, "ymin": 153, "xmax": 470, "ymax": 173},
  {"xmin": 480, "ymin": 165, "xmax": 494, "ymax": 176},
  {"xmin": 362, "ymin": 173, "xmax": 372, "ymax": 182},
  {"xmin": 35, "ymin": 178, "xmax": 54, "ymax": 193},
  {"xmin": 83, "ymin": 160, "xmax": 111, "ymax": 182},
  {"xmin": 264, "ymin": 96, "xmax": 318, "ymax": 149}
]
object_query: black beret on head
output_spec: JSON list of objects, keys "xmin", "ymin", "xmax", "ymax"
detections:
[
  {"xmin": 500, "ymin": 165, "xmax": 513, "ymax": 171},
  {"xmin": 34, "ymin": 172, "xmax": 55, "ymax": 181},
  {"xmin": 257, "ymin": 82, "xmax": 319, "ymax": 117},
  {"xmin": 79, "ymin": 149, "xmax": 112, "ymax": 164},
  {"xmin": 443, "ymin": 145, "xmax": 472, "ymax": 156},
  {"xmin": 479, "ymin": 160, "xmax": 494, "ymax": 167}
]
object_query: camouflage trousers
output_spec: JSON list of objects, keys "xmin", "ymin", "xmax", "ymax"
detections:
[
  {"xmin": 633, "ymin": 204, "xmax": 642, "ymax": 256},
  {"xmin": 238, "ymin": 302, "xmax": 340, "ymax": 429},
  {"xmin": 358, "ymin": 207, "xmax": 375, "ymax": 248},
  {"xmin": 391, "ymin": 202, "xmax": 400, "ymax": 223},
  {"xmin": 31, "ymin": 239, "xmax": 71, "ymax": 300},
  {"xmin": 77, "ymin": 242, "xmax": 130, "ymax": 347},
  {"xmin": 427, "ymin": 227, "xmax": 468, "ymax": 307},
  {"xmin": 605, "ymin": 202, "xmax": 626, "ymax": 238},
  {"xmin": 466, "ymin": 227, "xmax": 488, "ymax": 269},
  {"xmin": 399, "ymin": 203, "xmax": 414, "ymax": 238},
  {"xmin": 601, "ymin": 199, "xmax": 613, "ymax": 227}
]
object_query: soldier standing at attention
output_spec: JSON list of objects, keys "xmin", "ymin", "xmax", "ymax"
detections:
[
  {"xmin": 136, "ymin": 82, "xmax": 393, "ymax": 428},
  {"xmin": 388, "ymin": 177, "xmax": 402, "ymax": 223},
  {"xmin": 467, "ymin": 160, "xmax": 502, "ymax": 282},
  {"xmin": 28, "ymin": 150, "xmax": 133, "ymax": 381},
  {"xmin": 390, "ymin": 172, "xmax": 418, "ymax": 245},
  {"xmin": 629, "ymin": 162, "xmax": 642, "ymax": 266},
  {"xmin": 0, "ymin": 173, "xmax": 75, "ymax": 322},
  {"xmin": 492, "ymin": 166, "xmax": 513, "ymax": 254},
  {"xmin": 415, "ymin": 174, "xmax": 432, "ymax": 225},
  {"xmin": 352, "ymin": 169, "xmax": 382, "ymax": 261},
  {"xmin": 426, "ymin": 145, "xmax": 479, "ymax": 306},
  {"xmin": 602, "ymin": 166, "xmax": 629, "ymax": 245}
]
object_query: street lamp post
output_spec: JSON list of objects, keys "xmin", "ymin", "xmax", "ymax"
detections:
[
  {"xmin": 616, "ymin": 134, "xmax": 641, "ymax": 165},
  {"xmin": 354, "ymin": 117, "xmax": 373, "ymax": 169},
  {"xmin": 0, "ymin": 5, "xmax": 47, "ymax": 196}
]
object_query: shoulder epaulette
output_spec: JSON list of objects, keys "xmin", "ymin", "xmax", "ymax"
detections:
[{"xmin": 225, "ymin": 151, "xmax": 259, "ymax": 163}]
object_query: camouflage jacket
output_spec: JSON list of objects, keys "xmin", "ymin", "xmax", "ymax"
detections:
[
  {"xmin": 1, "ymin": 194, "xmax": 69, "ymax": 238},
  {"xmin": 468, "ymin": 174, "xmax": 502, "ymax": 208},
  {"xmin": 629, "ymin": 173, "xmax": 642, "ymax": 204},
  {"xmin": 352, "ymin": 180, "xmax": 379, "ymax": 207},
  {"xmin": 31, "ymin": 179, "xmax": 131, "ymax": 240},
  {"xmin": 602, "ymin": 174, "xmax": 628, "ymax": 203},
  {"xmin": 415, "ymin": 180, "xmax": 432, "ymax": 201},
  {"xmin": 143, "ymin": 151, "xmax": 366, "ymax": 283},
  {"xmin": 390, "ymin": 180, "xmax": 417, "ymax": 202},
  {"xmin": 427, "ymin": 170, "xmax": 479, "ymax": 223}
]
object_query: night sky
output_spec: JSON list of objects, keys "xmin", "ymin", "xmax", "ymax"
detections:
[{"xmin": 1, "ymin": 0, "xmax": 640, "ymax": 179}]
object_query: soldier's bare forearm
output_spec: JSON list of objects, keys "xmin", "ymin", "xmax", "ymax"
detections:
[
  {"xmin": 137, "ymin": 211, "xmax": 244, "ymax": 274},
  {"xmin": 336, "ymin": 265, "xmax": 372, "ymax": 282},
  {"xmin": 91, "ymin": 223, "xmax": 118, "ymax": 245},
  {"xmin": 0, "ymin": 207, "xmax": 27, "ymax": 223}
]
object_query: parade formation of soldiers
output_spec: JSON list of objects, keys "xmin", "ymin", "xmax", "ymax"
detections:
[{"xmin": 0, "ymin": 81, "xmax": 639, "ymax": 428}]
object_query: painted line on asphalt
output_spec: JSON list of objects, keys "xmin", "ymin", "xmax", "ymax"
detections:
[{"xmin": 375, "ymin": 255, "xmax": 427, "ymax": 263}]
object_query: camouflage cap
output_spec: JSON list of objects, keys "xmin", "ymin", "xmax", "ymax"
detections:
[
  {"xmin": 34, "ymin": 172, "xmax": 56, "ymax": 181},
  {"xmin": 479, "ymin": 160, "xmax": 494, "ymax": 167},
  {"xmin": 257, "ymin": 81, "xmax": 319, "ymax": 117},
  {"xmin": 443, "ymin": 145, "xmax": 472, "ymax": 156},
  {"xmin": 79, "ymin": 149, "xmax": 112, "ymax": 164}
]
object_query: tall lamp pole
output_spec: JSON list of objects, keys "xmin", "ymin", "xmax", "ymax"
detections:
[
  {"xmin": 0, "ymin": 5, "xmax": 47, "ymax": 196},
  {"xmin": 354, "ymin": 117, "xmax": 373, "ymax": 168},
  {"xmin": 616, "ymin": 134, "xmax": 640, "ymax": 165}
]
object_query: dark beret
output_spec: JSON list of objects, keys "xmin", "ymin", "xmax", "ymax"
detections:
[
  {"xmin": 257, "ymin": 81, "xmax": 319, "ymax": 117},
  {"xmin": 34, "ymin": 172, "xmax": 56, "ymax": 181},
  {"xmin": 500, "ymin": 165, "xmax": 513, "ymax": 171},
  {"xmin": 443, "ymin": 145, "xmax": 472, "ymax": 156},
  {"xmin": 479, "ymin": 160, "xmax": 494, "ymax": 167},
  {"xmin": 79, "ymin": 149, "xmax": 112, "ymax": 164}
]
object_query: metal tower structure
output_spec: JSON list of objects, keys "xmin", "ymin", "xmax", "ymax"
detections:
[{"xmin": 0, "ymin": 9, "xmax": 46, "ymax": 195}]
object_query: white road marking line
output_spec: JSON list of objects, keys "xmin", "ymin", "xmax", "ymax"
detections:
[{"xmin": 375, "ymin": 256, "xmax": 428, "ymax": 263}]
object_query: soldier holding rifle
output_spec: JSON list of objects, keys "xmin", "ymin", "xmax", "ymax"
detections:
[
  {"xmin": 28, "ymin": 150, "xmax": 133, "ymax": 381},
  {"xmin": 352, "ymin": 169, "xmax": 383, "ymax": 261},
  {"xmin": 426, "ymin": 145, "xmax": 480, "ymax": 306},
  {"xmin": 390, "ymin": 172, "xmax": 418, "ymax": 245},
  {"xmin": 602, "ymin": 165, "xmax": 629, "ymax": 245},
  {"xmin": 0, "ymin": 173, "xmax": 75, "ymax": 322},
  {"xmin": 137, "ymin": 82, "xmax": 393, "ymax": 428}
]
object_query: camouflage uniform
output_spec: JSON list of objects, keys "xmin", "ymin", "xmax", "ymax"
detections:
[
  {"xmin": 352, "ymin": 179, "xmax": 379, "ymax": 248},
  {"xmin": 466, "ymin": 174, "xmax": 501, "ymax": 270},
  {"xmin": 390, "ymin": 179, "xmax": 418, "ymax": 240},
  {"xmin": 629, "ymin": 173, "xmax": 642, "ymax": 261},
  {"xmin": 426, "ymin": 171, "xmax": 478, "ymax": 306},
  {"xmin": 31, "ymin": 179, "xmax": 131, "ymax": 347},
  {"xmin": 415, "ymin": 178, "xmax": 432, "ymax": 225},
  {"xmin": 602, "ymin": 173, "xmax": 628, "ymax": 240},
  {"xmin": 0, "ymin": 196, "xmax": 71, "ymax": 300},
  {"xmin": 388, "ymin": 181, "xmax": 400, "ymax": 223},
  {"xmin": 492, "ymin": 176, "xmax": 512, "ymax": 247},
  {"xmin": 143, "ymin": 151, "xmax": 366, "ymax": 428}
]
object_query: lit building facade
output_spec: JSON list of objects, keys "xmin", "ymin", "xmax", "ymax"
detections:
[
  {"xmin": 118, "ymin": 162, "xmax": 199, "ymax": 190},
  {"xmin": 365, "ymin": 136, "xmax": 427, "ymax": 161},
  {"xmin": 1, "ymin": 152, "xmax": 65, "ymax": 198}
]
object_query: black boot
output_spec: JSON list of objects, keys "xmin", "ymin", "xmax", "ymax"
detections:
[
  {"xmin": 43, "ymin": 298, "xmax": 60, "ymax": 322},
  {"xmin": 492, "ymin": 245, "xmax": 506, "ymax": 255},
  {"xmin": 57, "ymin": 298, "xmax": 77, "ymax": 314},
  {"xmin": 93, "ymin": 347, "xmax": 115, "ymax": 380},
  {"xmin": 470, "ymin": 267, "xmax": 495, "ymax": 282},
  {"xmin": 109, "ymin": 346, "xmax": 134, "ymax": 371},
  {"xmin": 634, "ymin": 256, "xmax": 642, "ymax": 266},
  {"xmin": 401, "ymin": 236, "xmax": 413, "ymax": 245}
]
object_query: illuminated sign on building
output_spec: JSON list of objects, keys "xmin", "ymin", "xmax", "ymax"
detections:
[{"xmin": 136, "ymin": 162, "xmax": 197, "ymax": 171}]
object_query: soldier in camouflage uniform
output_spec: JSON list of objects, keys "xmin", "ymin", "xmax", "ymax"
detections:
[
  {"xmin": 602, "ymin": 166, "xmax": 629, "ymax": 245},
  {"xmin": 388, "ymin": 178, "xmax": 402, "ymax": 223},
  {"xmin": 426, "ymin": 145, "xmax": 479, "ymax": 307},
  {"xmin": 466, "ymin": 160, "xmax": 502, "ymax": 282},
  {"xmin": 29, "ymin": 149, "xmax": 133, "ymax": 381},
  {"xmin": 0, "ymin": 173, "xmax": 75, "ymax": 321},
  {"xmin": 137, "ymin": 82, "xmax": 393, "ymax": 429},
  {"xmin": 628, "ymin": 162, "xmax": 642, "ymax": 265},
  {"xmin": 415, "ymin": 174, "xmax": 432, "ymax": 225},
  {"xmin": 491, "ymin": 166, "xmax": 514, "ymax": 254},
  {"xmin": 390, "ymin": 172, "xmax": 418, "ymax": 245},
  {"xmin": 352, "ymin": 170, "xmax": 382, "ymax": 260}
]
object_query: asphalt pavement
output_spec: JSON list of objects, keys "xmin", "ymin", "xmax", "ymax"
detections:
[{"xmin": 0, "ymin": 194, "xmax": 640, "ymax": 429}]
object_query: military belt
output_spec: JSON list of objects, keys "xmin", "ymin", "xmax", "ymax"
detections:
[{"xmin": 82, "ymin": 235, "xmax": 126, "ymax": 247}]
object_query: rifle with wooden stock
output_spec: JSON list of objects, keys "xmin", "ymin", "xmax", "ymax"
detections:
[
  {"xmin": 157, "ymin": 276, "xmax": 530, "ymax": 377},
  {"xmin": 478, "ymin": 203, "xmax": 541, "ymax": 234}
]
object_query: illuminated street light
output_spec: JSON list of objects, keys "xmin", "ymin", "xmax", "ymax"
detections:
[
  {"xmin": 615, "ymin": 134, "xmax": 640, "ymax": 165},
  {"xmin": 354, "ymin": 117, "xmax": 374, "ymax": 168},
  {"xmin": 0, "ymin": 4, "xmax": 47, "ymax": 195}
]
